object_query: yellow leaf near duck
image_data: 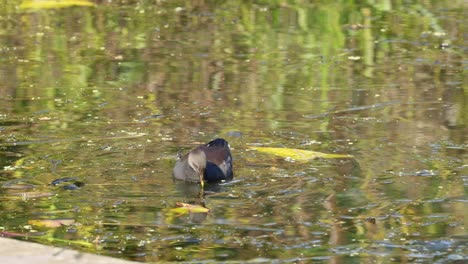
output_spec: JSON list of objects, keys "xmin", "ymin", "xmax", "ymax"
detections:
[
  {"xmin": 20, "ymin": 0, "xmax": 95, "ymax": 9},
  {"xmin": 248, "ymin": 146, "xmax": 353, "ymax": 161},
  {"xmin": 168, "ymin": 202, "xmax": 210, "ymax": 215}
]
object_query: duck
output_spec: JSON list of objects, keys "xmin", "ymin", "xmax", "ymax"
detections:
[{"xmin": 173, "ymin": 138, "xmax": 233, "ymax": 187}]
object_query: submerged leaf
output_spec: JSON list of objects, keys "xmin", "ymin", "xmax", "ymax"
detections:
[
  {"xmin": 28, "ymin": 219, "xmax": 75, "ymax": 227},
  {"xmin": 51, "ymin": 177, "xmax": 85, "ymax": 190},
  {"xmin": 50, "ymin": 177, "xmax": 77, "ymax": 186},
  {"xmin": 44, "ymin": 237, "xmax": 93, "ymax": 247},
  {"xmin": 249, "ymin": 146, "xmax": 353, "ymax": 161},
  {"xmin": 6, "ymin": 192, "xmax": 55, "ymax": 200}
]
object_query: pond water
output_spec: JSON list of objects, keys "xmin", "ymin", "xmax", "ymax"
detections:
[{"xmin": 0, "ymin": 1, "xmax": 466, "ymax": 263}]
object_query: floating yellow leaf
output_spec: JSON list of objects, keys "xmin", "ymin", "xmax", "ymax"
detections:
[
  {"xmin": 168, "ymin": 202, "xmax": 210, "ymax": 215},
  {"xmin": 249, "ymin": 146, "xmax": 353, "ymax": 161},
  {"xmin": 28, "ymin": 219, "xmax": 75, "ymax": 227},
  {"xmin": 20, "ymin": 0, "xmax": 95, "ymax": 9}
]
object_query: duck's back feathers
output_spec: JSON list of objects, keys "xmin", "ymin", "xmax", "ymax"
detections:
[
  {"xmin": 172, "ymin": 138, "xmax": 233, "ymax": 183},
  {"xmin": 199, "ymin": 138, "xmax": 233, "ymax": 182}
]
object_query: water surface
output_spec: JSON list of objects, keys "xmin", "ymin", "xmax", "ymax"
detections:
[{"xmin": 0, "ymin": 1, "xmax": 466, "ymax": 263}]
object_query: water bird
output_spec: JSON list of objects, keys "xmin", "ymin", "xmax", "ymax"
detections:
[{"xmin": 173, "ymin": 138, "xmax": 233, "ymax": 187}]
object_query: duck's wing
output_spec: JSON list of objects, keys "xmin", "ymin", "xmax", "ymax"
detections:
[{"xmin": 200, "ymin": 138, "xmax": 233, "ymax": 180}]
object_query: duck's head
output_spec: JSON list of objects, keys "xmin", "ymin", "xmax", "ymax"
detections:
[{"xmin": 187, "ymin": 149, "xmax": 207, "ymax": 187}]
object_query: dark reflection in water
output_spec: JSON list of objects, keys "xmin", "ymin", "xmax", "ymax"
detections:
[{"xmin": 0, "ymin": 0, "xmax": 467, "ymax": 263}]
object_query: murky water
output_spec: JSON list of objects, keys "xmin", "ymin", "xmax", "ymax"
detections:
[{"xmin": 0, "ymin": 1, "xmax": 466, "ymax": 263}]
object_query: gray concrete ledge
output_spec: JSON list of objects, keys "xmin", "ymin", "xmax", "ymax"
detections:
[{"xmin": 0, "ymin": 237, "xmax": 139, "ymax": 264}]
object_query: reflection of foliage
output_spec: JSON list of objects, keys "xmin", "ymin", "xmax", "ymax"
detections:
[
  {"xmin": 1, "ymin": 0, "xmax": 464, "ymax": 120},
  {"xmin": 1, "ymin": 0, "xmax": 463, "ymax": 125}
]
